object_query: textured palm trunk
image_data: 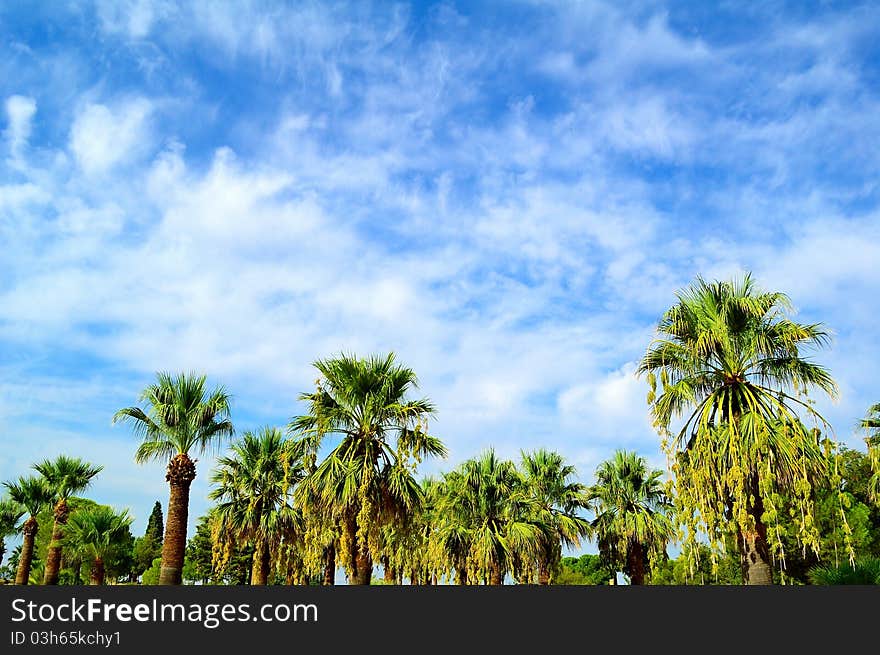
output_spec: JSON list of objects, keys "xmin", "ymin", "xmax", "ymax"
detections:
[
  {"xmin": 15, "ymin": 517, "xmax": 38, "ymax": 585},
  {"xmin": 159, "ymin": 453, "xmax": 196, "ymax": 585},
  {"xmin": 0, "ymin": 537, "xmax": 5, "ymax": 570},
  {"xmin": 251, "ymin": 539, "xmax": 270, "ymax": 585},
  {"xmin": 323, "ymin": 546, "xmax": 336, "ymax": 585},
  {"xmin": 489, "ymin": 562, "xmax": 503, "ymax": 586},
  {"xmin": 538, "ymin": 562, "xmax": 551, "ymax": 585},
  {"xmin": 43, "ymin": 498, "xmax": 70, "ymax": 585},
  {"xmin": 352, "ymin": 548, "xmax": 373, "ymax": 585},
  {"xmin": 737, "ymin": 475, "xmax": 772, "ymax": 585},
  {"xmin": 626, "ymin": 541, "xmax": 646, "ymax": 585},
  {"xmin": 381, "ymin": 556, "xmax": 396, "ymax": 584},
  {"xmin": 455, "ymin": 565, "xmax": 468, "ymax": 585},
  {"xmin": 90, "ymin": 556, "xmax": 105, "ymax": 585}
]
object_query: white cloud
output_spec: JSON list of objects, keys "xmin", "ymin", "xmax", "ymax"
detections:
[
  {"xmin": 4, "ymin": 95, "xmax": 36, "ymax": 157},
  {"xmin": 69, "ymin": 99, "xmax": 154, "ymax": 175}
]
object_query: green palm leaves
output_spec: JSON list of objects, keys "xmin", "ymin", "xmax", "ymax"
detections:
[
  {"xmin": 113, "ymin": 371, "xmax": 234, "ymax": 463},
  {"xmin": 65, "ymin": 506, "xmax": 133, "ymax": 585},
  {"xmin": 587, "ymin": 451, "xmax": 673, "ymax": 585},
  {"xmin": 638, "ymin": 274, "xmax": 839, "ymax": 583}
]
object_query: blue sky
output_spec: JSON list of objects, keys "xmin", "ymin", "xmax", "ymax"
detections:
[{"xmin": 1, "ymin": 1, "xmax": 879, "ymax": 544}]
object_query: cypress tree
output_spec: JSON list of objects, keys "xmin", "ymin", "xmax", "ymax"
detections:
[{"xmin": 145, "ymin": 501, "xmax": 164, "ymax": 545}]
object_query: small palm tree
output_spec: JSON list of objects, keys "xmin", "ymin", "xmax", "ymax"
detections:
[
  {"xmin": 0, "ymin": 498, "xmax": 24, "ymax": 570},
  {"xmin": 521, "ymin": 449, "xmax": 591, "ymax": 584},
  {"xmin": 588, "ymin": 451, "xmax": 674, "ymax": 585},
  {"xmin": 442, "ymin": 450, "xmax": 542, "ymax": 585},
  {"xmin": 113, "ymin": 371, "xmax": 234, "ymax": 585},
  {"xmin": 290, "ymin": 353, "xmax": 445, "ymax": 585},
  {"xmin": 65, "ymin": 507, "xmax": 133, "ymax": 585},
  {"xmin": 34, "ymin": 455, "xmax": 103, "ymax": 585},
  {"xmin": 4, "ymin": 476, "xmax": 53, "ymax": 584},
  {"xmin": 210, "ymin": 427, "xmax": 305, "ymax": 585},
  {"xmin": 809, "ymin": 558, "xmax": 880, "ymax": 585}
]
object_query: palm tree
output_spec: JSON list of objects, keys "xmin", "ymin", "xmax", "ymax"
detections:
[
  {"xmin": 289, "ymin": 353, "xmax": 445, "ymax": 585},
  {"xmin": 0, "ymin": 498, "xmax": 24, "ymax": 570},
  {"xmin": 860, "ymin": 403, "xmax": 880, "ymax": 501},
  {"xmin": 441, "ymin": 450, "xmax": 542, "ymax": 585},
  {"xmin": 34, "ymin": 455, "xmax": 103, "ymax": 584},
  {"xmin": 4, "ymin": 476, "xmax": 53, "ymax": 584},
  {"xmin": 65, "ymin": 507, "xmax": 133, "ymax": 585},
  {"xmin": 638, "ymin": 274, "xmax": 838, "ymax": 584},
  {"xmin": 210, "ymin": 427, "xmax": 305, "ymax": 585},
  {"xmin": 587, "ymin": 451, "xmax": 674, "ymax": 585},
  {"xmin": 520, "ymin": 449, "xmax": 591, "ymax": 584},
  {"xmin": 113, "ymin": 371, "xmax": 233, "ymax": 585}
]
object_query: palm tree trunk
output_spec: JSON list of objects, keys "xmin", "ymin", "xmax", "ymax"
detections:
[
  {"xmin": 626, "ymin": 541, "xmax": 646, "ymax": 585},
  {"xmin": 44, "ymin": 498, "xmax": 70, "ymax": 585},
  {"xmin": 15, "ymin": 517, "xmax": 38, "ymax": 585},
  {"xmin": 159, "ymin": 454, "xmax": 196, "ymax": 585},
  {"xmin": 381, "ymin": 555, "xmax": 396, "ymax": 584},
  {"xmin": 0, "ymin": 537, "xmax": 5, "ymax": 569},
  {"xmin": 455, "ymin": 565, "xmax": 468, "ymax": 585},
  {"xmin": 353, "ymin": 548, "xmax": 372, "ymax": 585},
  {"xmin": 737, "ymin": 474, "xmax": 772, "ymax": 585},
  {"xmin": 251, "ymin": 539, "xmax": 270, "ymax": 585},
  {"xmin": 538, "ymin": 562, "xmax": 551, "ymax": 585},
  {"xmin": 90, "ymin": 556, "xmax": 105, "ymax": 585},
  {"xmin": 489, "ymin": 562, "xmax": 503, "ymax": 585},
  {"xmin": 323, "ymin": 545, "xmax": 336, "ymax": 585}
]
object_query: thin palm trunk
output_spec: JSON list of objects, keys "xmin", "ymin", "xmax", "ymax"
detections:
[
  {"xmin": 489, "ymin": 561, "xmax": 503, "ymax": 586},
  {"xmin": 455, "ymin": 565, "xmax": 468, "ymax": 585},
  {"xmin": 159, "ymin": 454, "xmax": 195, "ymax": 585},
  {"xmin": 90, "ymin": 556, "xmax": 105, "ymax": 585},
  {"xmin": 626, "ymin": 541, "xmax": 646, "ymax": 585},
  {"xmin": 16, "ymin": 517, "xmax": 38, "ymax": 585},
  {"xmin": 323, "ymin": 545, "xmax": 336, "ymax": 585},
  {"xmin": 382, "ymin": 555, "xmax": 396, "ymax": 584},
  {"xmin": 538, "ymin": 562, "xmax": 551, "ymax": 585},
  {"xmin": 43, "ymin": 498, "xmax": 70, "ymax": 585},
  {"xmin": 353, "ymin": 548, "xmax": 372, "ymax": 585},
  {"xmin": 738, "ymin": 474, "xmax": 772, "ymax": 585},
  {"xmin": 251, "ymin": 539, "xmax": 270, "ymax": 585}
]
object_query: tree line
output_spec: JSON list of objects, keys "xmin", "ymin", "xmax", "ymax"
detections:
[{"xmin": 2, "ymin": 273, "xmax": 880, "ymax": 585}]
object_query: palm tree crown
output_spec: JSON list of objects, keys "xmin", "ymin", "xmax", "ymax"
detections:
[{"xmin": 113, "ymin": 371, "xmax": 234, "ymax": 462}]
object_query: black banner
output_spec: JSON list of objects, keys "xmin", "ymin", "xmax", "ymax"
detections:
[{"xmin": 0, "ymin": 585, "xmax": 874, "ymax": 653}]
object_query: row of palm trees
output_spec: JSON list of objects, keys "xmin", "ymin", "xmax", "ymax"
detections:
[
  {"xmin": 0, "ymin": 456, "xmax": 134, "ymax": 585},
  {"xmin": 3, "ymin": 272, "xmax": 878, "ymax": 585}
]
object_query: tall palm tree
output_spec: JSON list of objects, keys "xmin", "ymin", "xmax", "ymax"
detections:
[
  {"xmin": 289, "ymin": 353, "xmax": 445, "ymax": 585},
  {"xmin": 210, "ymin": 427, "xmax": 305, "ymax": 585},
  {"xmin": 65, "ymin": 507, "xmax": 133, "ymax": 585},
  {"xmin": 441, "ymin": 450, "xmax": 542, "ymax": 585},
  {"xmin": 520, "ymin": 449, "xmax": 591, "ymax": 584},
  {"xmin": 638, "ymin": 274, "xmax": 838, "ymax": 584},
  {"xmin": 0, "ymin": 498, "xmax": 24, "ymax": 570},
  {"xmin": 587, "ymin": 451, "xmax": 674, "ymax": 585},
  {"xmin": 34, "ymin": 455, "xmax": 103, "ymax": 585},
  {"xmin": 113, "ymin": 371, "xmax": 233, "ymax": 585},
  {"xmin": 4, "ymin": 476, "xmax": 53, "ymax": 585}
]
